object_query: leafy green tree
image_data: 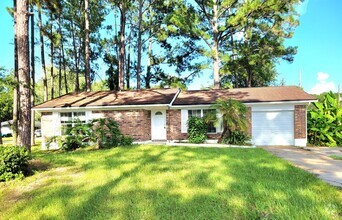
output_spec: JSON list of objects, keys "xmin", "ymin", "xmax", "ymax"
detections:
[
  {"xmin": 308, "ymin": 92, "xmax": 342, "ymax": 147},
  {"xmin": 0, "ymin": 69, "xmax": 13, "ymax": 145},
  {"xmin": 221, "ymin": 30, "xmax": 297, "ymax": 88},
  {"xmin": 173, "ymin": 0, "xmax": 300, "ymax": 88}
]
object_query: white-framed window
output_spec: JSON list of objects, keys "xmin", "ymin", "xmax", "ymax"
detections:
[
  {"xmin": 181, "ymin": 109, "xmax": 221, "ymax": 134},
  {"xmin": 60, "ymin": 112, "xmax": 86, "ymax": 135}
]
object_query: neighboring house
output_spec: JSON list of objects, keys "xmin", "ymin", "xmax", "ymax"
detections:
[{"xmin": 33, "ymin": 86, "xmax": 316, "ymax": 149}]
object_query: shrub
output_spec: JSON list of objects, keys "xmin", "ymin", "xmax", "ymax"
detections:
[
  {"xmin": 222, "ymin": 131, "xmax": 251, "ymax": 145},
  {"xmin": 61, "ymin": 120, "xmax": 93, "ymax": 151},
  {"xmin": 120, "ymin": 135, "xmax": 134, "ymax": 146},
  {"xmin": 0, "ymin": 146, "xmax": 30, "ymax": 182},
  {"xmin": 308, "ymin": 92, "xmax": 342, "ymax": 147},
  {"xmin": 92, "ymin": 118, "xmax": 133, "ymax": 148},
  {"xmin": 187, "ymin": 117, "xmax": 207, "ymax": 144}
]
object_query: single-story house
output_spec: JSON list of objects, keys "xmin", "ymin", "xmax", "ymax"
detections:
[{"xmin": 33, "ymin": 86, "xmax": 316, "ymax": 149}]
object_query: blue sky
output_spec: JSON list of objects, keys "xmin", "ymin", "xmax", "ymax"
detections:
[{"xmin": 0, "ymin": 0, "xmax": 341, "ymax": 94}]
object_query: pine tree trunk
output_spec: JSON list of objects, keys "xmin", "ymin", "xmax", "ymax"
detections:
[
  {"xmin": 62, "ymin": 41, "xmax": 68, "ymax": 94},
  {"xmin": 30, "ymin": 3, "xmax": 35, "ymax": 146},
  {"xmin": 0, "ymin": 122, "xmax": 3, "ymax": 145},
  {"xmin": 38, "ymin": 8, "xmax": 48, "ymax": 102},
  {"xmin": 212, "ymin": 3, "xmax": 220, "ymax": 89},
  {"xmin": 145, "ymin": 30, "xmax": 153, "ymax": 89},
  {"xmin": 118, "ymin": 1, "xmax": 126, "ymax": 91},
  {"xmin": 71, "ymin": 20, "xmax": 80, "ymax": 92},
  {"xmin": 13, "ymin": 0, "xmax": 18, "ymax": 146},
  {"xmin": 247, "ymin": 67, "xmax": 252, "ymax": 88},
  {"xmin": 136, "ymin": 0, "xmax": 143, "ymax": 90},
  {"xmin": 58, "ymin": 8, "xmax": 68, "ymax": 94},
  {"xmin": 126, "ymin": 44, "xmax": 130, "ymax": 89},
  {"xmin": 17, "ymin": 0, "xmax": 31, "ymax": 149},
  {"xmin": 84, "ymin": 0, "xmax": 91, "ymax": 91},
  {"xmin": 50, "ymin": 24, "xmax": 54, "ymax": 99}
]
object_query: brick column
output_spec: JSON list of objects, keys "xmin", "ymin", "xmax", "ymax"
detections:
[
  {"xmin": 294, "ymin": 105, "xmax": 307, "ymax": 139},
  {"xmin": 246, "ymin": 107, "xmax": 252, "ymax": 136}
]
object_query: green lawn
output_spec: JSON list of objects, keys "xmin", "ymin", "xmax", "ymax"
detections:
[
  {"xmin": 0, "ymin": 145, "xmax": 341, "ymax": 219},
  {"xmin": 330, "ymin": 155, "xmax": 342, "ymax": 160}
]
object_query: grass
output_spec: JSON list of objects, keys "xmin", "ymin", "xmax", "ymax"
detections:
[
  {"xmin": 0, "ymin": 145, "xmax": 341, "ymax": 219},
  {"xmin": 330, "ymin": 155, "xmax": 342, "ymax": 160}
]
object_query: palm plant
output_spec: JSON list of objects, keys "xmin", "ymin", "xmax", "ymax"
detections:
[{"xmin": 206, "ymin": 99, "xmax": 248, "ymax": 143}]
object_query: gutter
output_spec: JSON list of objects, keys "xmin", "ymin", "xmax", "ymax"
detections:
[
  {"xmin": 33, "ymin": 104, "xmax": 170, "ymax": 112},
  {"xmin": 168, "ymin": 88, "xmax": 181, "ymax": 107}
]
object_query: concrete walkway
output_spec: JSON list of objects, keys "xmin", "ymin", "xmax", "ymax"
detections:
[{"xmin": 260, "ymin": 146, "xmax": 342, "ymax": 188}]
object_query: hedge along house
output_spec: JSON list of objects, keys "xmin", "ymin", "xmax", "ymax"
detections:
[{"xmin": 32, "ymin": 86, "xmax": 316, "ymax": 149}]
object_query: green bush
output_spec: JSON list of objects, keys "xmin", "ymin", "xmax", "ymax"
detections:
[
  {"xmin": 308, "ymin": 92, "xmax": 342, "ymax": 147},
  {"xmin": 222, "ymin": 131, "xmax": 251, "ymax": 145},
  {"xmin": 92, "ymin": 118, "xmax": 133, "ymax": 148},
  {"xmin": 120, "ymin": 135, "xmax": 134, "ymax": 146},
  {"xmin": 57, "ymin": 118, "xmax": 134, "ymax": 151},
  {"xmin": 61, "ymin": 120, "xmax": 93, "ymax": 151},
  {"xmin": 0, "ymin": 146, "xmax": 30, "ymax": 182},
  {"xmin": 187, "ymin": 117, "xmax": 207, "ymax": 144}
]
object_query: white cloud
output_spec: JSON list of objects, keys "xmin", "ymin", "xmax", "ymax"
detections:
[
  {"xmin": 317, "ymin": 72, "xmax": 329, "ymax": 81},
  {"xmin": 309, "ymin": 72, "xmax": 336, "ymax": 94}
]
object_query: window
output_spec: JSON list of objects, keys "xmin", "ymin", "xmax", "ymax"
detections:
[
  {"xmin": 187, "ymin": 109, "xmax": 217, "ymax": 133},
  {"xmin": 155, "ymin": 111, "xmax": 163, "ymax": 115},
  {"xmin": 60, "ymin": 112, "xmax": 86, "ymax": 135},
  {"xmin": 203, "ymin": 109, "xmax": 217, "ymax": 133},
  {"xmin": 188, "ymin": 109, "xmax": 201, "ymax": 118}
]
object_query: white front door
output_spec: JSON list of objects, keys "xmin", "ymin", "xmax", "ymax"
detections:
[{"xmin": 151, "ymin": 110, "xmax": 167, "ymax": 140}]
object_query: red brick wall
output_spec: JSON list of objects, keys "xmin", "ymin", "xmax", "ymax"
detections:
[
  {"xmin": 166, "ymin": 110, "xmax": 186, "ymax": 140},
  {"xmin": 294, "ymin": 105, "xmax": 307, "ymax": 139},
  {"xmin": 101, "ymin": 110, "xmax": 151, "ymax": 141}
]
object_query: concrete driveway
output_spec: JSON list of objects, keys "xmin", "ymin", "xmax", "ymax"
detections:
[{"xmin": 260, "ymin": 146, "xmax": 342, "ymax": 188}]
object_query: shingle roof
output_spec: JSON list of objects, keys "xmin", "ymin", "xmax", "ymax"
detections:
[
  {"xmin": 33, "ymin": 88, "xmax": 179, "ymax": 109},
  {"xmin": 172, "ymin": 86, "xmax": 316, "ymax": 105},
  {"xmin": 33, "ymin": 86, "xmax": 316, "ymax": 110}
]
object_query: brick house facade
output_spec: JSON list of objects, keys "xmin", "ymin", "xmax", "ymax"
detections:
[{"xmin": 34, "ymin": 86, "xmax": 316, "ymax": 148}]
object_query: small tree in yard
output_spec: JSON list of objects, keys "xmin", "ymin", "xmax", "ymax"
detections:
[
  {"xmin": 308, "ymin": 92, "xmax": 342, "ymax": 147},
  {"xmin": 208, "ymin": 99, "xmax": 249, "ymax": 144}
]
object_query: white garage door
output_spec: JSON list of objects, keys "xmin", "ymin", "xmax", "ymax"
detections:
[{"xmin": 252, "ymin": 111, "xmax": 294, "ymax": 146}]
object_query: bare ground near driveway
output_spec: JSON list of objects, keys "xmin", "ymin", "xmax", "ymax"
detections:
[{"xmin": 259, "ymin": 146, "xmax": 342, "ymax": 188}]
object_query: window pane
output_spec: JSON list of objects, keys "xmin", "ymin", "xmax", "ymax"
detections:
[
  {"xmin": 74, "ymin": 112, "xmax": 86, "ymax": 122},
  {"xmin": 203, "ymin": 109, "xmax": 216, "ymax": 133},
  {"xmin": 203, "ymin": 109, "xmax": 216, "ymax": 116},
  {"xmin": 188, "ymin": 109, "xmax": 201, "ymax": 118},
  {"xmin": 61, "ymin": 112, "xmax": 72, "ymax": 124},
  {"xmin": 60, "ymin": 112, "xmax": 86, "ymax": 134},
  {"xmin": 206, "ymin": 122, "xmax": 216, "ymax": 133},
  {"xmin": 155, "ymin": 111, "xmax": 163, "ymax": 115}
]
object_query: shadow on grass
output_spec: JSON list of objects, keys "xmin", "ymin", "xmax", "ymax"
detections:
[{"xmin": 2, "ymin": 146, "xmax": 342, "ymax": 219}]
